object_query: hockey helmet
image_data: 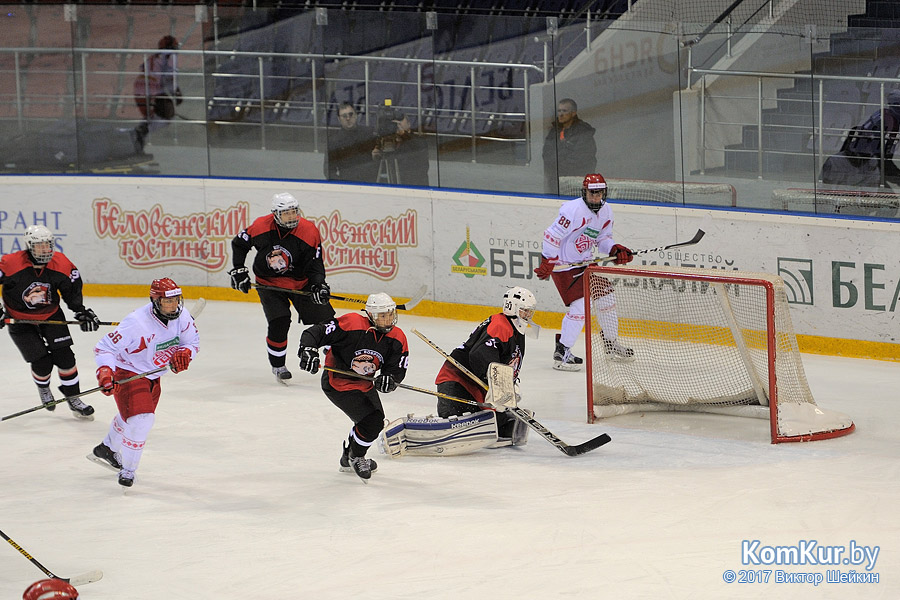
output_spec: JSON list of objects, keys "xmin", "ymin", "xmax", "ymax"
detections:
[
  {"xmin": 150, "ymin": 277, "xmax": 183, "ymax": 320},
  {"xmin": 271, "ymin": 192, "xmax": 301, "ymax": 229},
  {"xmin": 502, "ymin": 287, "xmax": 537, "ymax": 335},
  {"xmin": 365, "ymin": 292, "xmax": 398, "ymax": 333},
  {"xmin": 581, "ymin": 173, "xmax": 608, "ymax": 212},
  {"xmin": 24, "ymin": 225, "xmax": 55, "ymax": 264},
  {"xmin": 22, "ymin": 579, "xmax": 78, "ymax": 600}
]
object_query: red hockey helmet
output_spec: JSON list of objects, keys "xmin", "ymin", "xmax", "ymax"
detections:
[
  {"xmin": 22, "ymin": 579, "xmax": 78, "ymax": 600},
  {"xmin": 581, "ymin": 173, "xmax": 608, "ymax": 212},
  {"xmin": 150, "ymin": 277, "xmax": 183, "ymax": 320}
]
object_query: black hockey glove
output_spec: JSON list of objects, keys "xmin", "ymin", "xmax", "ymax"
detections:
[
  {"xmin": 375, "ymin": 373, "xmax": 397, "ymax": 394},
  {"xmin": 299, "ymin": 347, "xmax": 320, "ymax": 374},
  {"xmin": 310, "ymin": 282, "xmax": 330, "ymax": 305},
  {"xmin": 0, "ymin": 304, "xmax": 6, "ymax": 329},
  {"xmin": 74, "ymin": 308, "xmax": 101, "ymax": 332},
  {"xmin": 229, "ymin": 266, "xmax": 251, "ymax": 293}
]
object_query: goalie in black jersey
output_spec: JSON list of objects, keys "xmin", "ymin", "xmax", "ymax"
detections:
[{"xmin": 297, "ymin": 293, "xmax": 409, "ymax": 481}]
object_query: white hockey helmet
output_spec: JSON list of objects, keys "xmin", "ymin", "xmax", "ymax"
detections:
[
  {"xmin": 366, "ymin": 292, "xmax": 398, "ymax": 333},
  {"xmin": 271, "ymin": 192, "xmax": 300, "ymax": 229},
  {"xmin": 502, "ymin": 286, "xmax": 537, "ymax": 335},
  {"xmin": 24, "ymin": 225, "xmax": 55, "ymax": 264}
]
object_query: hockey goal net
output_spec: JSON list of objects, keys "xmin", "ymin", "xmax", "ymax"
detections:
[
  {"xmin": 584, "ymin": 265, "xmax": 855, "ymax": 443},
  {"xmin": 558, "ymin": 176, "xmax": 736, "ymax": 206}
]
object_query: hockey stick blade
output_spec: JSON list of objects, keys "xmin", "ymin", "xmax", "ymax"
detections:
[
  {"xmin": 396, "ymin": 284, "xmax": 428, "ymax": 311},
  {"xmin": 564, "ymin": 433, "xmax": 612, "ymax": 456},
  {"xmin": 68, "ymin": 569, "xmax": 104, "ymax": 586},
  {"xmin": 554, "ymin": 229, "xmax": 706, "ymax": 270}
]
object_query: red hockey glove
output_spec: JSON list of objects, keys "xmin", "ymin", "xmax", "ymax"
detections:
[
  {"xmin": 96, "ymin": 366, "xmax": 115, "ymax": 396},
  {"xmin": 169, "ymin": 347, "xmax": 192, "ymax": 373},
  {"xmin": 534, "ymin": 256, "xmax": 558, "ymax": 280},
  {"xmin": 609, "ymin": 244, "xmax": 634, "ymax": 265}
]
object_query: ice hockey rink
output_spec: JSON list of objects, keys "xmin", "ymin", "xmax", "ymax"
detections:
[{"xmin": 1, "ymin": 295, "xmax": 898, "ymax": 599}]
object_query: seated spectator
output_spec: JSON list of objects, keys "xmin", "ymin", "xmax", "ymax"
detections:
[{"xmin": 324, "ymin": 102, "xmax": 378, "ymax": 183}]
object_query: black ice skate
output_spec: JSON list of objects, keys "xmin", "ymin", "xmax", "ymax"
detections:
[
  {"xmin": 553, "ymin": 334, "xmax": 583, "ymax": 372},
  {"xmin": 66, "ymin": 398, "xmax": 95, "ymax": 420},
  {"xmin": 38, "ymin": 386, "xmax": 55, "ymax": 411},
  {"xmin": 118, "ymin": 469, "xmax": 135, "ymax": 487},
  {"xmin": 603, "ymin": 336, "xmax": 635, "ymax": 362},
  {"xmin": 87, "ymin": 443, "xmax": 123, "ymax": 472},
  {"xmin": 272, "ymin": 366, "xmax": 292, "ymax": 385},
  {"xmin": 340, "ymin": 441, "xmax": 377, "ymax": 479}
]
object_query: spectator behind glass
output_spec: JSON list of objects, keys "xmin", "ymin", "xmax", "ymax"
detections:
[
  {"xmin": 372, "ymin": 112, "xmax": 430, "ymax": 187},
  {"xmin": 324, "ymin": 102, "xmax": 378, "ymax": 183},
  {"xmin": 132, "ymin": 35, "xmax": 182, "ymax": 151},
  {"xmin": 542, "ymin": 98, "xmax": 597, "ymax": 194}
]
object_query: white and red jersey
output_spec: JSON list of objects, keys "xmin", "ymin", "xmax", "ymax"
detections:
[
  {"xmin": 94, "ymin": 302, "xmax": 199, "ymax": 379},
  {"xmin": 541, "ymin": 196, "xmax": 617, "ymax": 271}
]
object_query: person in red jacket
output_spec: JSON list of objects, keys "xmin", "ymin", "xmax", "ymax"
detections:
[
  {"xmin": 229, "ymin": 192, "xmax": 335, "ymax": 383},
  {"xmin": 297, "ymin": 293, "xmax": 409, "ymax": 481},
  {"xmin": 0, "ymin": 225, "xmax": 99, "ymax": 419}
]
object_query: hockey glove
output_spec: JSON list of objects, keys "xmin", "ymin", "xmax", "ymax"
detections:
[
  {"xmin": 310, "ymin": 282, "xmax": 330, "ymax": 305},
  {"xmin": 228, "ymin": 266, "xmax": 251, "ymax": 293},
  {"xmin": 169, "ymin": 347, "xmax": 192, "ymax": 373},
  {"xmin": 299, "ymin": 347, "xmax": 320, "ymax": 374},
  {"xmin": 375, "ymin": 373, "xmax": 398, "ymax": 394},
  {"xmin": 96, "ymin": 366, "xmax": 116, "ymax": 396},
  {"xmin": 609, "ymin": 244, "xmax": 634, "ymax": 265},
  {"xmin": 74, "ymin": 308, "xmax": 101, "ymax": 332},
  {"xmin": 533, "ymin": 255, "xmax": 558, "ymax": 280},
  {"xmin": 0, "ymin": 304, "xmax": 6, "ymax": 329}
]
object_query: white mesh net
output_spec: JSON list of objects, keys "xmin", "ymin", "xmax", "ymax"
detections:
[
  {"xmin": 558, "ymin": 176, "xmax": 736, "ymax": 206},
  {"xmin": 586, "ymin": 265, "xmax": 854, "ymax": 443}
]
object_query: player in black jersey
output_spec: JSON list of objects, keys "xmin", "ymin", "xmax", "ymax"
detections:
[
  {"xmin": 229, "ymin": 192, "xmax": 335, "ymax": 383},
  {"xmin": 298, "ymin": 293, "xmax": 409, "ymax": 481},
  {"xmin": 0, "ymin": 225, "xmax": 100, "ymax": 419}
]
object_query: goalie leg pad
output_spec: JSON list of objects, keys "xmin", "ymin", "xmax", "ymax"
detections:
[{"xmin": 379, "ymin": 411, "xmax": 499, "ymax": 457}]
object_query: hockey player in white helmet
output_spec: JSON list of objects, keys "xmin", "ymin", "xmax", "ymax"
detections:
[
  {"xmin": 0, "ymin": 225, "xmax": 101, "ymax": 419},
  {"xmin": 229, "ymin": 192, "xmax": 335, "ymax": 384},
  {"xmin": 534, "ymin": 173, "xmax": 635, "ymax": 370},
  {"xmin": 297, "ymin": 293, "xmax": 409, "ymax": 481}
]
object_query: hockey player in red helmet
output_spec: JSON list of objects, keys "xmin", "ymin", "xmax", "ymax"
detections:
[
  {"xmin": 89, "ymin": 278, "xmax": 199, "ymax": 488},
  {"xmin": 533, "ymin": 173, "xmax": 635, "ymax": 370},
  {"xmin": 22, "ymin": 579, "xmax": 78, "ymax": 600}
]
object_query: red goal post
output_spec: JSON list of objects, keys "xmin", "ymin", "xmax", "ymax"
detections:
[{"xmin": 583, "ymin": 264, "xmax": 855, "ymax": 443}]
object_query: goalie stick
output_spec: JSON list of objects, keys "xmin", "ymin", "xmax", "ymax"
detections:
[
  {"xmin": 1, "ymin": 528, "xmax": 103, "ymax": 586},
  {"xmin": 251, "ymin": 283, "xmax": 427, "ymax": 311},
  {"xmin": 410, "ymin": 329, "xmax": 611, "ymax": 456},
  {"xmin": 553, "ymin": 228, "xmax": 706, "ymax": 271},
  {"xmin": 1, "ymin": 298, "xmax": 207, "ymax": 422}
]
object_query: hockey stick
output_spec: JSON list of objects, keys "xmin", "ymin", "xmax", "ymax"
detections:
[
  {"xmin": 1, "ymin": 366, "xmax": 169, "ymax": 421},
  {"xmin": 322, "ymin": 366, "xmax": 485, "ymax": 409},
  {"xmin": 410, "ymin": 329, "xmax": 611, "ymax": 456},
  {"xmin": 1, "ymin": 299, "xmax": 206, "ymax": 422},
  {"xmin": 3, "ymin": 318, "xmax": 120, "ymax": 327},
  {"xmin": 1, "ymin": 528, "xmax": 103, "ymax": 586},
  {"xmin": 553, "ymin": 228, "xmax": 706, "ymax": 271},
  {"xmin": 251, "ymin": 283, "xmax": 427, "ymax": 311}
]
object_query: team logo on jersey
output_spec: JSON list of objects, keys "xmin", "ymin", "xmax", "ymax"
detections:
[
  {"xmin": 351, "ymin": 350, "xmax": 384, "ymax": 376},
  {"xmin": 152, "ymin": 337, "xmax": 182, "ymax": 367},
  {"xmin": 451, "ymin": 226, "xmax": 487, "ymax": 278},
  {"xmin": 21, "ymin": 282, "xmax": 51, "ymax": 308},
  {"xmin": 266, "ymin": 246, "xmax": 293, "ymax": 274}
]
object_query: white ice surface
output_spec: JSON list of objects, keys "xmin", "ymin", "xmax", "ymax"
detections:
[{"xmin": 1, "ymin": 297, "xmax": 898, "ymax": 599}]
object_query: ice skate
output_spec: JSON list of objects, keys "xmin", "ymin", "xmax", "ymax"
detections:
[
  {"xmin": 339, "ymin": 441, "xmax": 377, "ymax": 475},
  {"xmin": 348, "ymin": 455, "xmax": 372, "ymax": 482},
  {"xmin": 603, "ymin": 337, "xmax": 635, "ymax": 362},
  {"xmin": 66, "ymin": 397, "xmax": 95, "ymax": 420},
  {"xmin": 118, "ymin": 469, "xmax": 135, "ymax": 488},
  {"xmin": 272, "ymin": 365, "xmax": 292, "ymax": 385},
  {"xmin": 553, "ymin": 334, "xmax": 583, "ymax": 372},
  {"xmin": 87, "ymin": 443, "xmax": 122, "ymax": 472},
  {"xmin": 38, "ymin": 386, "xmax": 56, "ymax": 412}
]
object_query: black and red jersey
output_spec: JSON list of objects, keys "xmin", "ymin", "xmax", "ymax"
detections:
[
  {"xmin": 435, "ymin": 313, "xmax": 525, "ymax": 403},
  {"xmin": 300, "ymin": 312, "xmax": 409, "ymax": 393},
  {"xmin": 0, "ymin": 250, "xmax": 87, "ymax": 320},
  {"xmin": 231, "ymin": 214, "xmax": 326, "ymax": 290}
]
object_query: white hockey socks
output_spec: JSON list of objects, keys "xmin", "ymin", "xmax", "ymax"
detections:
[
  {"xmin": 593, "ymin": 292, "xmax": 619, "ymax": 341},
  {"xmin": 118, "ymin": 413, "xmax": 156, "ymax": 473},
  {"xmin": 559, "ymin": 297, "xmax": 586, "ymax": 349}
]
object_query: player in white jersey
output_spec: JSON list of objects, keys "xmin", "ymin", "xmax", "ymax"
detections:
[
  {"xmin": 88, "ymin": 278, "xmax": 199, "ymax": 487},
  {"xmin": 533, "ymin": 173, "xmax": 635, "ymax": 370}
]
